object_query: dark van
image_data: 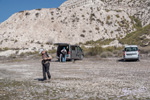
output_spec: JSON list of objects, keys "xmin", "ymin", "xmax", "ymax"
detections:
[{"xmin": 54, "ymin": 43, "xmax": 84, "ymax": 61}]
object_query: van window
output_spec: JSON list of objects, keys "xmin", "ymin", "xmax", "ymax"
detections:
[
  {"xmin": 71, "ymin": 46, "xmax": 76, "ymax": 51},
  {"xmin": 125, "ymin": 47, "xmax": 138, "ymax": 52},
  {"xmin": 77, "ymin": 46, "xmax": 82, "ymax": 52}
]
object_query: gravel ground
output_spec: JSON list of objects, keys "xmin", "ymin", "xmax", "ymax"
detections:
[{"xmin": 0, "ymin": 57, "xmax": 150, "ymax": 100}]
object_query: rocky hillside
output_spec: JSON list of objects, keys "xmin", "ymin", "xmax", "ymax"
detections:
[{"xmin": 0, "ymin": 0, "xmax": 150, "ymax": 50}]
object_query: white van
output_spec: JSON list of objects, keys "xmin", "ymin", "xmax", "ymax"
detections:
[{"xmin": 123, "ymin": 45, "xmax": 140, "ymax": 61}]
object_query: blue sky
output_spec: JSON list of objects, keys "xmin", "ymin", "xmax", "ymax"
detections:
[{"xmin": 0, "ymin": 0, "xmax": 67, "ymax": 23}]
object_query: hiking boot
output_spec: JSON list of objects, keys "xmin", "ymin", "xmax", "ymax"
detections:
[{"xmin": 48, "ymin": 76, "xmax": 51, "ymax": 80}]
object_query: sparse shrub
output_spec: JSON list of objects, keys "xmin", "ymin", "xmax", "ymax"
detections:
[
  {"xmin": 95, "ymin": 27, "xmax": 99, "ymax": 31},
  {"xmin": 4, "ymin": 38, "xmax": 8, "ymax": 42},
  {"xmin": 0, "ymin": 48, "xmax": 3, "ymax": 51},
  {"xmin": 139, "ymin": 46, "xmax": 150, "ymax": 54},
  {"xmin": 0, "ymin": 40, "xmax": 3, "ymax": 44},
  {"xmin": 89, "ymin": 30, "xmax": 92, "ymax": 33},
  {"xmin": 90, "ymin": 7, "xmax": 93, "ymax": 11},
  {"xmin": 36, "ymin": 41, "xmax": 41, "ymax": 44},
  {"xmin": 106, "ymin": 9, "xmax": 110, "ymax": 12},
  {"xmin": 35, "ymin": 13, "xmax": 39, "ymax": 17},
  {"xmin": 107, "ymin": 15, "xmax": 111, "ymax": 20},
  {"xmin": 3, "ymin": 47, "xmax": 9, "ymax": 51},
  {"xmin": 119, "ymin": 24, "xmax": 150, "ymax": 46},
  {"xmin": 19, "ymin": 51, "xmax": 39, "ymax": 57},
  {"xmin": 90, "ymin": 13, "xmax": 96, "ymax": 22},
  {"xmin": 129, "ymin": 16, "xmax": 142, "ymax": 30},
  {"xmin": 56, "ymin": 8, "xmax": 60, "ymax": 11},
  {"xmin": 31, "ymin": 40, "xmax": 34, "ymax": 43},
  {"xmin": 104, "ymin": 46, "xmax": 116, "ymax": 52},
  {"xmin": 83, "ymin": 30, "xmax": 86, "ymax": 33},
  {"xmin": 51, "ymin": 17, "xmax": 54, "ymax": 20},
  {"xmin": 100, "ymin": 52, "xmax": 107, "ymax": 58},
  {"xmin": 15, "ymin": 51, "xmax": 19, "ymax": 54},
  {"xmin": 19, "ymin": 11, "xmax": 24, "ymax": 13},
  {"xmin": 25, "ymin": 12, "xmax": 30, "ymax": 16},
  {"xmin": 100, "ymin": 52, "xmax": 112, "ymax": 58},
  {"xmin": 105, "ymin": 29, "xmax": 107, "ymax": 33},
  {"xmin": 97, "ymin": 7, "xmax": 100, "ymax": 11},
  {"xmin": 20, "ymin": 52, "xmax": 25, "ymax": 57},
  {"xmin": 9, "ymin": 54, "xmax": 17, "ymax": 58},
  {"xmin": 87, "ymin": 46, "xmax": 103, "ymax": 56},
  {"xmin": 113, "ymin": 50, "xmax": 123, "ymax": 57},
  {"xmin": 80, "ymin": 34, "xmax": 85, "ymax": 37},
  {"xmin": 51, "ymin": 11, "xmax": 54, "ymax": 15},
  {"xmin": 14, "ymin": 40, "xmax": 18, "ymax": 43},
  {"xmin": 116, "ymin": 14, "xmax": 120, "ymax": 18},
  {"xmin": 116, "ymin": 10, "xmax": 122, "ymax": 12},
  {"xmin": 106, "ymin": 21, "xmax": 112, "ymax": 25},
  {"xmin": 116, "ymin": 27, "xmax": 121, "ymax": 31},
  {"xmin": 79, "ymin": 42, "xmax": 83, "ymax": 45},
  {"xmin": 96, "ymin": 19, "xmax": 104, "ymax": 25},
  {"xmin": 36, "ymin": 8, "xmax": 41, "ymax": 11}
]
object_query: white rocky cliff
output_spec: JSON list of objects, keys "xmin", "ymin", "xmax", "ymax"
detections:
[{"xmin": 0, "ymin": 0, "xmax": 150, "ymax": 50}]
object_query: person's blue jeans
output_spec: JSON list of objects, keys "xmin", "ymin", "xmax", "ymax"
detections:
[{"xmin": 62, "ymin": 54, "xmax": 66, "ymax": 62}]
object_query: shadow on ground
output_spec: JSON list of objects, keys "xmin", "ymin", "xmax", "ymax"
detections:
[
  {"xmin": 117, "ymin": 59, "xmax": 139, "ymax": 62},
  {"xmin": 34, "ymin": 78, "xmax": 45, "ymax": 81}
]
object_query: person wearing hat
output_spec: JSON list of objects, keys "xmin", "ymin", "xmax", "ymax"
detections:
[{"xmin": 40, "ymin": 49, "xmax": 52, "ymax": 80}]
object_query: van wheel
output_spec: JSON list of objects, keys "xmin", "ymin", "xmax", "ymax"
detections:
[
  {"xmin": 71, "ymin": 59, "xmax": 75, "ymax": 62},
  {"xmin": 80, "ymin": 55, "xmax": 84, "ymax": 60},
  {"xmin": 123, "ymin": 58, "xmax": 126, "ymax": 62}
]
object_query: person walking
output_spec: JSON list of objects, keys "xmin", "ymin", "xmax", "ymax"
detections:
[{"xmin": 40, "ymin": 50, "xmax": 52, "ymax": 81}]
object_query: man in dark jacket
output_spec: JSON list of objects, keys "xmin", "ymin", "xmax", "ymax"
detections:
[{"xmin": 41, "ymin": 50, "xmax": 52, "ymax": 80}]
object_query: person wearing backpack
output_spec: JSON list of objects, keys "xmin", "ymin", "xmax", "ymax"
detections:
[{"xmin": 40, "ymin": 50, "xmax": 52, "ymax": 80}]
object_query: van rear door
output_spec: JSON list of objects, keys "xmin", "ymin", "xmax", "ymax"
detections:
[{"xmin": 54, "ymin": 43, "xmax": 69, "ymax": 59}]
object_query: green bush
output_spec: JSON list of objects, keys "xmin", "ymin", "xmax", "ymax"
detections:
[
  {"xmin": 84, "ymin": 39, "xmax": 114, "ymax": 46},
  {"xmin": 129, "ymin": 16, "xmax": 142, "ymax": 30},
  {"xmin": 3, "ymin": 47, "xmax": 9, "ymax": 51},
  {"xmin": 116, "ymin": 14, "xmax": 120, "ymax": 18},
  {"xmin": 139, "ymin": 46, "xmax": 150, "ymax": 54},
  {"xmin": 89, "ymin": 46, "xmax": 103, "ymax": 56},
  {"xmin": 82, "ymin": 45, "xmax": 123, "ymax": 57},
  {"xmin": 100, "ymin": 51, "xmax": 113, "ymax": 58},
  {"xmin": 119, "ymin": 24, "xmax": 150, "ymax": 46}
]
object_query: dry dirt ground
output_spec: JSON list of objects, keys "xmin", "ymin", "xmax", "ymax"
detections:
[{"xmin": 0, "ymin": 57, "xmax": 150, "ymax": 100}]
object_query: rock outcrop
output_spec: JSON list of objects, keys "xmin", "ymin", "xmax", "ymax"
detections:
[{"xmin": 0, "ymin": 0, "xmax": 149, "ymax": 50}]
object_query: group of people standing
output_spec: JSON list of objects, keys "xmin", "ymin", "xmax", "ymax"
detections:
[{"xmin": 40, "ymin": 47, "xmax": 67, "ymax": 81}]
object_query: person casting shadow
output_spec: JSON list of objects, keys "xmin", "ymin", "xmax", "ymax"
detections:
[{"xmin": 40, "ymin": 49, "xmax": 52, "ymax": 80}]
